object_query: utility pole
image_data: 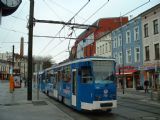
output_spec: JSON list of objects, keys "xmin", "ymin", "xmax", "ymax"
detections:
[
  {"xmin": 27, "ymin": 0, "xmax": 34, "ymax": 101},
  {"xmin": 12, "ymin": 45, "xmax": 14, "ymax": 70},
  {"xmin": 120, "ymin": 15, "xmax": 125, "ymax": 94}
]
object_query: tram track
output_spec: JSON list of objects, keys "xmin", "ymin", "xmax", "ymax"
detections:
[
  {"xmin": 45, "ymin": 92, "xmax": 160, "ymax": 120},
  {"xmin": 118, "ymin": 99, "xmax": 160, "ymax": 116},
  {"xmin": 119, "ymin": 98, "xmax": 160, "ymax": 109},
  {"xmin": 47, "ymin": 95, "xmax": 133, "ymax": 120}
]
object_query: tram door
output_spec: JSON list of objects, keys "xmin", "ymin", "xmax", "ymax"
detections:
[{"xmin": 72, "ymin": 69, "xmax": 77, "ymax": 106}]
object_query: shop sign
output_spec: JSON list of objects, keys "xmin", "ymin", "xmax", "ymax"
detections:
[
  {"xmin": 119, "ymin": 66, "xmax": 135, "ymax": 71},
  {"xmin": 117, "ymin": 66, "xmax": 136, "ymax": 75},
  {"xmin": 144, "ymin": 66, "xmax": 155, "ymax": 70},
  {"xmin": 138, "ymin": 66, "xmax": 144, "ymax": 70}
]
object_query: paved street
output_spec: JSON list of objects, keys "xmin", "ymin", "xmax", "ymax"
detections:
[
  {"xmin": 0, "ymin": 81, "xmax": 160, "ymax": 120},
  {"xmin": 0, "ymin": 81, "xmax": 73, "ymax": 120},
  {"xmin": 117, "ymin": 88, "xmax": 160, "ymax": 105}
]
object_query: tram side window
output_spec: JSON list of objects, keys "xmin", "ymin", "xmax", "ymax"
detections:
[
  {"xmin": 52, "ymin": 74, "xmax": 55, "ymax": 88},
  {"xmin": 81, "ymin": 67, "xmax": 92, "ymax": 84},
  {"xmin": 58, "ymin": 71, "xmax": 61, "ymax": 81}
]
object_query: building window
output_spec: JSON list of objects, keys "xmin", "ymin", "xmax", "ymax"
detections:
[
  {"xmin": 113, "ymin": 39, "xmax": 115, "ymax": 48},
  {"xmin": 134, "ymin": 27, "xmax": 139, "ymax": 41},
  {"xmin": 109, "ymin": 42, "xmax": 111, "ymax": 51},
  {"xmin": 100, "ymin": 46, "xmax": 102, "ymax": 55},
  {"xmin": 114, "ymin": 37, "xmax": 117, "ymax": 48},
  {"xmin": 118, "ymin": 34, "xmax": 122, "ymax": 46},
  {"xmin": 144, "ymin": 23, "xmax": 149, "ymax": 37},
  {"xmin": 97, "ymin": 47, "xmax": 99, "ymax": 55},
  {"xmin": 126, "ymin": 30, "xmax": 131, "ymax": 43},
  {"xmin": 114, "ymin": 53, "xmax": 118, "ymax": 63},
  {"xmin": 105, "ymin": 43, "xmax": 108, "ymax": 53},
  {"xmin": 116, "ymin": 37, "xmax": 119, "ymax": 47},
  {"xmin": 135, "ymin": 47, "xmax": 140, "ymax": 62},
  {"xmin": 153, "ymin": 19, "xmax": 158, "ymax": 34},
  {"xmin": 145, "ymin": 46, "xmax": 150, "ymax": 61},
  {"xmin": 103, "ymin": 44, "xmax": 105, "ymax": 54},
  {"xmin": 126, "ymin": 49, "xmax": 131, "ymax": 63},
  {"xmin": 155, "ymin": 43, "xmax": 160, "ymax": 60},
  {"xmin": 119, "ymin": 52, "xmax": 122, "ymax": 64}
]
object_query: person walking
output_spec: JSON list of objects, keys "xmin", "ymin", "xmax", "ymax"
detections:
[{"xmin": 144, "ymin": 80, "xmax": 149, "ymax": 93}]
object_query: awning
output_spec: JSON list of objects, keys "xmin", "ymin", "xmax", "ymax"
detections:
[{"xmin": 116, "ymin": 70, "xmax": 137, "ymax": 75}]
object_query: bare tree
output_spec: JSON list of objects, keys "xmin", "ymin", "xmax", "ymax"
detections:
[{"xmin": 33, "ymin": 55, "xmax": 55, "ymax": 71}]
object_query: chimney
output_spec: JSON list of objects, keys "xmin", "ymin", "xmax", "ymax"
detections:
[{"xmin": 20, "ymin": 37, "xmax": 24, "ymax": 57}]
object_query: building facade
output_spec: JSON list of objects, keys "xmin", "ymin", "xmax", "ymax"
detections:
[
  {"xmin": 141, "ymin": 4, "xmax": 160, "ymax": 91},
  {"xmin": 72, "ymin": 17, "xmax": 128, "ymax": 59},
  {"xmin": 0, "ymin": 52, "xmax": 12, "ymax": 80},
  {"xmin": 95, "ymin": 32, "xmax": 112, "ymax": 57},
  {"xmin": 112, "ymin": 16, "xmax": 143, "ymax": 89}
]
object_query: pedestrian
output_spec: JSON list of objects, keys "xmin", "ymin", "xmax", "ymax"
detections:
[
  {"xmin": 24, "ymin": 80, "xmax": 27, "ymax": 87},
  {"xmin": 144, "ymin": 80, "xmax": 149, "ymax": 93},
  {"xmin": 20, "ymin": 79, "xmax": 22, "ymax": 86},
  {"xmin": 119, "ymin": 79, "xmax": 123, "ymax": 89}
]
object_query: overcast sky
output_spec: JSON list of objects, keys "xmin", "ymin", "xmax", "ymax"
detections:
[{"xmin": 0, "ymin": 0, "xmax": 159, "ymax": 63}]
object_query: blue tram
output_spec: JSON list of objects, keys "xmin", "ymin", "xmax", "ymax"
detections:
[{"xmin": 36, "ymin": 57, "xmax": 117, "ymax": 111}]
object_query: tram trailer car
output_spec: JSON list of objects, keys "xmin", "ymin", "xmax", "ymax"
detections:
[
  {"xmin": 39, "ymin": 57, "xmax": 117, "ymax": 112},
  {"xmin": 35, "ymin": 71, "xmax": 46, "ymax": 92}
]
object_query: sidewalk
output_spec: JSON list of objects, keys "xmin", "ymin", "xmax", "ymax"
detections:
[
  {"xmin": 117, "ymin": 88, "xmax": 160, "ymax": 106},
  {"xmin": 0, "ymin": 81, "xmax": 73, "ymax": 120}
]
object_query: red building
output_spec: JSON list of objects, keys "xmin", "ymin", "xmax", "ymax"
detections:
[{"xmin": 70, "ymin": 17, "xmax": 128, "ymax": 59}]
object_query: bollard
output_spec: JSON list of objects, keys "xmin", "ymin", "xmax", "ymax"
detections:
[{"xmin": 9, "ymin": 75, "xmax": 14, "ymax": 93}]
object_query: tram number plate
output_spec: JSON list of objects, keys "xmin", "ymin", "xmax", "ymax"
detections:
[{"xmin": 100, "ymin": 103, "xmax": 113, "ymax": 107}]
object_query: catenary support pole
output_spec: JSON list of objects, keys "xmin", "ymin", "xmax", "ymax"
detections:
[{"xmin": 27, "ymin": 0, "xmax": 34, "ymax": 101}]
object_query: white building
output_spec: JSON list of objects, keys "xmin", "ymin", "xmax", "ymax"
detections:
[
  {"xmin": 76, "ymin": 33, "xmax": 94, "ymax": 58},
  {"xmin": 0, "ymin": 52, "xmax": 12, "ymax": 61},
  {"xmin": 0, "ymin": 52, "xmax": 12, "ymax": 80},
  {"xmin": 95, "ymin": 32, "xmax": 112, "ymax": 57},
  {"xmin": 141, "ymin": 3, "xmax": 160, "ymax": 90}
]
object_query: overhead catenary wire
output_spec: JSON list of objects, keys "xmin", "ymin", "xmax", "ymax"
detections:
[
  {"xmin": 0, "ymin": 41, "xmax": 28, "ymax": 44},
  {"xmin": 11, "ymin": 15, "xmax": 26, "ymax": 22},
  {"xmin": 0, "ymin": 0, "xmax": 153, "ymax": 61},
  {"xmin": 122, "ymin": 0, "xmax": 150, "ymax": 17},
  {"xmin": 37, "ymin": 0, "xmax": 91, "ymax": 55},
  {"xmin": 0, "ymin": 0, "xmax": 28, "ymax": 48},
  {"xmin": 52, "ymin": 48, "xmax": 69, "ymax": 59},
  {"xmin": 42, "ymin": 0, "xmax": 63, "ymax": 21},
  {"xmin": 49, "ymin": 0, "xmax": 86, "ymax": 21},
  {"xmin": 0, "ymin": 26, "xmax": 28, "ymax": 35},
  {"xmin": 46, "ymin": 0, "xmax": 110, "ymax": 58},
  {"xmin": 38, "ymin": 0, "xmax": 151, "ymax": 60},
  {"xmin": 82, "ymin": 0, "xmax": 110, "ymax": 24},
  {"xmin": 44, "ymin": 0, "xmax": 110, "ymax": 56}
]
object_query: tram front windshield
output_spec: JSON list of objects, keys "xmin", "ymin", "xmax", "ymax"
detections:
[{"xmin": 93, "ymin": 60, "xmax": 115, "ymax": 84}]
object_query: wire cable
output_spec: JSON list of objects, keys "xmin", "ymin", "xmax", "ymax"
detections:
[
  {"xmin": 82, "ymin": 0, "xmax": 109, "ymax": 24},
  {"xmin": 0, "ymin": 26, "xmax": 28, "ymax": 35},
  {"xmin": 122, "ymin": 0, "xmax": 150, "ymax": 17},
  {"xmin": 42, "ymin": 0, "xmax": 63, "ymax": 20},
  {"xmin": 49, "ymin": 0, "xmax": 87, "ymax": 22},
  {"xmin": 0, "ymin": 0, "xmax": 28, "ymax": 47},
  {"xmin": 37, "ymin": 0, "xmax": 90, "ymax": 55}
]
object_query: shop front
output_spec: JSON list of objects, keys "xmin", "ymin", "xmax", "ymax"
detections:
[
  {"xmin": 143, "ymin": 65, "xmax": 160, "ymax": 91},
  {"xmin": 116, "ymin": 66, "xmax": 140, "ymax": 89}
]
